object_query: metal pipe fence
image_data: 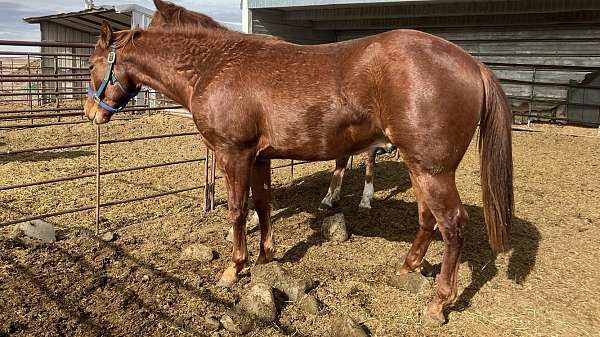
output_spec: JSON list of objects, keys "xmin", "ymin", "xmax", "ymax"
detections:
[{"xmin": 1, "ymin": 37, "xmax": 599, "ymax": 235}]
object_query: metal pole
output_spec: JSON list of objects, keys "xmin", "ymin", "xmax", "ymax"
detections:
[
  {"xmin": 528, "ymin": 66, "xmax": 536, "ymax": 128},
  {"xmin": 290, "ymin": 160, "xmax": 294, "ymax": 180},
  {"xmin": 211, "ymin": 151, "xmax": 216, "ymax": 210},
  {"xmin": 350, "ymin": 156, "xmax": 353, "ymax": 170},
  {"xmin": 95, "ymin": 124, "xmax": 101, "ymax": 235},
  {"xmin": 203, "ymin": 147, "xmax": 210, "ymax": 212},
  {"xmin": 54, "ymin": 55, "xmax": 60, "ymax": 122},
  {"xmin": 10, "ymin": 58, "xmax": 14, "ymax": 97},
  {"xmin": 27, "ymin": 55, "xmax": 33, "ymax": 123}
]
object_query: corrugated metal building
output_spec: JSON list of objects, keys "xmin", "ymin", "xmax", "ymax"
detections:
[
  {"xmin": 242, "ymin": 0, "xmax": 600, "ymax": 125},
  {"xmin": 24, "ymin": 4, "xmax": 153, "ymax": 103}
]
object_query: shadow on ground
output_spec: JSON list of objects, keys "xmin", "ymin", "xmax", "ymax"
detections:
[
  {"xmin": 0, "ymin": 150, "xmax": 93, "ymax": 163},
  {"xmin": 270, "ymin": 160, "xmax": 539, "ymax": 314}
]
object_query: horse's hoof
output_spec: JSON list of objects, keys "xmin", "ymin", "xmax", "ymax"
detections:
[
  {"xmin": 421, "ymin": 306, "xmax": 445, "ymax": 327},
  {"xmin": 358, "ymin": 205, "xmax": 371, "ymax": 214},
  {"xmin": 319, "ymin": 201, "xmax": 333, "ymax": 210},
  {"xmin": 217, "ymin": 267, "xmax": 239, "ymax": 288},
  {"xmin": 255, "ymin": 253, "xmax": 273, "ymax": 266}
]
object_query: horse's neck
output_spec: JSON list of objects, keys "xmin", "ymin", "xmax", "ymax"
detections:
[{"xmin": 123, "ymin": 33, "xmax": 229, "ymax": 109}]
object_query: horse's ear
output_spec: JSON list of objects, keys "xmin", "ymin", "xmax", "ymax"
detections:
[
  {"xmin": 153, "ymin": 0, "xmax": 169, "ymax": 12},
  {"xmin": 99, "ymin": 21, "xmax": 113, "ymax": 49}
]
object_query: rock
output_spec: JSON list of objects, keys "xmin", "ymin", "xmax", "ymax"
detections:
[
  {"xmin": 388, "ymin": 272, "xmax": 433, "ymax": 294},
  {"xmin": 180, "ymin": 244, "xmax": 214, "ymax": 263},
  {"xmin": 331, "ymin": 315, "xmax": 368, "ymax": 337},
  {"xmin": 251, "ymin": 262, "xmax": 315, "ymax": 301},
  {"xmin": 220, "ymin": 310, "xmax": 253, "ymax": 334},
  {"xmin": 247, "ymin": 211, "xmax": 260, "ymax": 228},
  {"xmin": 204, "ymin": 315, "xmax": 221, "ymax": 331},
  {"xmin": 226, "ymin": 211, "xmax": 260, "ymax": 242},
  {"xmin": 101, "ymin": 231, "xmax": 115, "ymax": 242},
  {"xmin": 251, "ymin": 262, "xmax": 285, "ymax": 288},
  {"xmin": 298, "ymin": 294, "xmax": 321, "ymax": 315},
  {"xmin": 14, "ymin": 219, "xmax": 55, "ymax": 243},
  {"xmin": 321, "ymin": 213, "xmax": 348, "ymax": 242},
  {"xmin": 281, "ymin": 277, "xmax": 314, "ymax": 301},
  {"xmin": 78, "ymin": 229, "xmax": 94, "ymax": 237},
  {"xmin": 238, "ymin": 283, "xmax": 277, "ymax": 322}
]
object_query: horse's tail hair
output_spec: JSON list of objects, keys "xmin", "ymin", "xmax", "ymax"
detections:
[{"xmin": 478, "ymin": 63, "xmax": 514, "ymax": 255}]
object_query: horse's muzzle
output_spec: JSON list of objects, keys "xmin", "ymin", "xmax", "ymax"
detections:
[{"xmin": 84, "ymin": 99, "xmax": 112, "ymax": 124}]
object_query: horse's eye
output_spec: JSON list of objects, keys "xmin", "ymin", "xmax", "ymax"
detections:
[{"xmin": 89, "ymin": 65, "xmax": 94, "ymax": 70}]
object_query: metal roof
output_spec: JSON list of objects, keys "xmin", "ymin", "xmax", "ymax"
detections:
[
  {"xmin": 23, "ymin": 4, "xmax": 154, "ymax": 34},
  {"xmin": 248, "ymin": 0, "xmax": 447, "ymax": 9}
]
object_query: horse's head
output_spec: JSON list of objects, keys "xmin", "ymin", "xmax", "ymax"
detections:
[{"xmin": 84, "ymin": 22, "xmax": 140, "ymax": 124}]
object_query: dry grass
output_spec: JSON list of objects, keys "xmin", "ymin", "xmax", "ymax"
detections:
[{"xmin": 0, "ymin": 114, "xmax": 599, "ymax": 337}]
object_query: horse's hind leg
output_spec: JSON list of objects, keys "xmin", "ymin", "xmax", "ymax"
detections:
[
  {"xmin": 399, "ymin": 172, "xmax": 436, "ymax": 273},
  {"xmin": 413, "ymin": 171, "xmax": 468, "ymax": 326},
  {"xmin": 358, "ymin": 149, "xmax": 376, "ymax": 210},
  {"xmin": 321, "ymin": 156, "xmax": 349, "ymax": 208},
  {"xmin": 251, "ymin": 159, "xmax": 275, "ymax": 265}
]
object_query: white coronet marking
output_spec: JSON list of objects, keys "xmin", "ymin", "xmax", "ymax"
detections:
[
  {"xmin": 359, "ymin": 181, "xmax": 374, "ymax": 209},
  {"xmin": 321, "ymin": 187, "xmax": 334, "ymax": 207}
]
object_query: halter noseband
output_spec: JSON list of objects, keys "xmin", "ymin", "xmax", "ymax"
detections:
[{"xmin": 86, "ymin": 46, "xmax": 139, "ymax": 114}]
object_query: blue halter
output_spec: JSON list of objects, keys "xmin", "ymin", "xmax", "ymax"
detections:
[{"xmin": 87, "ymin": 47, "xmax": 139, "ymax": 114}]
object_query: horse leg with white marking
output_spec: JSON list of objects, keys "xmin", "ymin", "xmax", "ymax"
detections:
[
  {"xmin": 359, "ymin": 148, "xmax": 376, "ymax": 210},
  {"xmin": 321, "ymin": 156, "xmax": 349, "ymax": 208}
]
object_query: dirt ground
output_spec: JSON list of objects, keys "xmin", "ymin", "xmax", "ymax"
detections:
[{"xmin": 0, "ymin": 114, "xmax": 599, "ymax": 337}]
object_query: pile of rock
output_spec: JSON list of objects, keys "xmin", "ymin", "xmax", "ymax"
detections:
[{"xmin": 215, "ymin": 262, "xmax": 321, "ymax": 334}]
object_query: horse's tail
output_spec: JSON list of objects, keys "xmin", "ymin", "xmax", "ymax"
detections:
[{"xmin": 478, "ymin": 63, "xmax": 514, "ymax": 255}]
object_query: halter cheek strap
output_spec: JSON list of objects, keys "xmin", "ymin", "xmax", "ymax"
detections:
[{"xmin": 87, "ymin": 47, "xmax": 139, "ymax": 114}]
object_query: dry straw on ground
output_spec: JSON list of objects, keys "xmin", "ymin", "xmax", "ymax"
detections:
[{"xmin": 1, "ymin": 114, "xmax": 599, "ymax": 336}]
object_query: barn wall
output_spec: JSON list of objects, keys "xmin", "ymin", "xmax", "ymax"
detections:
[
  {"xmin": 248, "ymin": 0, "xmax": 600, "ymax": 125},
  {"xmin": 251, "ymin": 9, "xmax": 335, "ymax": 44},
  {"xmin": 40, "ymin": 21, "xmax": 96, "ymax": 100}
]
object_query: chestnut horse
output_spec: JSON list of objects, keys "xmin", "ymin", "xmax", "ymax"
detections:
[
  {"xmin": 84, "ymin": 19, "xmax": 513, "ymax": 325},
  {"xmin": 150, "ymin": 0, "xmax": 397, "ymax": 211}
]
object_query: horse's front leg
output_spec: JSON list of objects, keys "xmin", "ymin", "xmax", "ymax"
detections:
[
  {"xmin": 321, "ymin": 157, "xmax": 349, "ymax": 208},
  {"xmin": 216, "ymin": 150, "xmax": 254, "ymax": 287},
  {"xmin": 251, "ymin": 159, "xmax": 274, "ymax": 265}
]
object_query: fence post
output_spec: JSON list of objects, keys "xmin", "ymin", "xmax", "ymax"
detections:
[
  {"xmin": 528, "ymin": 65, "xmax": 537, "ymax": 128},
  {"xmin": 211, "ymin": 151, "xmax": 216, "ymax": 210},
  {"xmin": 203, "ymin": 148, "xmax": 210, "ymax": 212},
  {"xmin": 95, "ymin": 124, "xmax": 101, "ymax": 235},
  {"xmin": 27, "ymin": 55, "xmax": 33, "ymax": 123},
  {"xmin": 54, "ymin": 55, "xmax": 61, "ymax": 122}
]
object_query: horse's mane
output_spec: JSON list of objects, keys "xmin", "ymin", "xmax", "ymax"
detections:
[
  {"xmin": 112, "ymin": 25, "xmax": 278, "ymax": 51},
  {"xmin": 150, "ymin": 1, "xmax": 228, "ymax": 31}
]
